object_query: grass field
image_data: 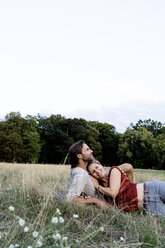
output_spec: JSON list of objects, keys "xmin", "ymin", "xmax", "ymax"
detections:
[{"xmin": 0, "ymin": 163, "xmax": 165, "ymax": 248}]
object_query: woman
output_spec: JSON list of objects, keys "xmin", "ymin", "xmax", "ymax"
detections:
[{"xmin": 87, "ymin": 160, "xmax": 165, "ymax": 217}]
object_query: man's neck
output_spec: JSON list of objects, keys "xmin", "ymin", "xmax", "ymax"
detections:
[{"xmin": 76, "ymin": 161, "xmax": 87, "ymax": 170}]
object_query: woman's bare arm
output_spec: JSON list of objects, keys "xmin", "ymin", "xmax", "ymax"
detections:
[{"xmin": 97, "ymin": 168, "xmax": 121, "ymax": 198}]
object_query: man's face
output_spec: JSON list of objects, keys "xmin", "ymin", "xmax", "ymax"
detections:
[{"xmin": 81, "ymin": 144, "xmax": 94, "ymax": 163}]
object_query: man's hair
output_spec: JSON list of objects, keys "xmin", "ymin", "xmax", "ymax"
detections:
[{"xmin": 68, "ymin": 140, "xmax": 86, "ymax": 168}]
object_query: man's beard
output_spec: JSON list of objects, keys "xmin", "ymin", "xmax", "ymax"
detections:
[{"xmin": 82, "ymin": 154, "xmax": 94, "ymax": 163}]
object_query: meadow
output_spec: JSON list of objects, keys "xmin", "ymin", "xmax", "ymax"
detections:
[{"xmin": 0, "ymin": 163, "xmax": 165, "ymax": 248}]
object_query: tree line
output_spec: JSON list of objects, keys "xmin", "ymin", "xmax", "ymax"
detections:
[{"xmin": 0, "ymin": 112, "xmax": 165, "ymax": 170}]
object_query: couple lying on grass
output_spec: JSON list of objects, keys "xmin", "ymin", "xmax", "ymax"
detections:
[{"xmin": 66, "ymin": 140, "xmax": 165, "ymax": 217}]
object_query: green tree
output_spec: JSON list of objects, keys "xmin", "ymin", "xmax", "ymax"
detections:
[
  {"xmin": 118, "ymin": 127, "xmax": 155, "ymax": 168},
  {"xmin": 36, "ymin": 115, "xmax": 102, "ymax": 164},
  {"xmin": 152, "ymin": 134, "xmax": 165, "ymax": 170},
  {"xmin": 89, "ymin": 121, "xmax": 119, "ymax": 166},
  {"xmin": 0, "ymin": 112, "xmax": 41, "ymax": 163},
  {"xmin": 130, "ymin": 119, "xmax": 165, "ymax": 137},
  {"xmin": 36, "ymin": 114, "xmax": 67, "ymax": 163},
  {"xmin": 52, "ymin": 117, "xmax": 101, "ymax": 164},
  {"xmin": 86, "ymin": 124, "xmax": 102, "ymax": 162},
  {"xmin": 0, "ymin": 112, "xmax": 25, "ymax": 162},
  {"xmin": 23, "ymin": 115, "xmax": 41, "ymax": 163}
]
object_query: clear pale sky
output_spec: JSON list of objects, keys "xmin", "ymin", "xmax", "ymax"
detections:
[{"xmin": 0, "ymin": 0, "xmax": 165, "ymax": 133}]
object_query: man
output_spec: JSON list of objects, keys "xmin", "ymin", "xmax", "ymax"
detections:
[{"xmin": 66, "ymin": 140, "xmax": 133, "ymax": 208}]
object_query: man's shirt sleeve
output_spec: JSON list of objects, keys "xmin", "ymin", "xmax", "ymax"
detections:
[{"xmin": 66, "ymin": 171, "xmax": 87, "ymax": 200}]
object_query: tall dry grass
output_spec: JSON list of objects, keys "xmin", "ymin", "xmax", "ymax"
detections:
[
  {"xmin": 1, "ymin": 163, "xmax": 164, "ymax": 191},
  {"xmin": 0, "ymin": 163, "xmax": 164, "ymax": 248},
  {"xmin": 0, "ymin": 163, "xmax": 70, "ymax": 199}
]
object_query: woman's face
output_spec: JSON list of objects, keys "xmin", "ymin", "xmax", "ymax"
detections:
[{"xmin": 88, "ymin": 162, "xmax": 106, "ymax": 179}]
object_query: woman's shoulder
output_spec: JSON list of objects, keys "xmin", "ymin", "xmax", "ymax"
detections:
[
  {"xmin": 110, "ymin": 166, "xmax": 121, "ymax": 173},
  {"xmin": 109, "ymin": 166, "xmax": 127, "ymax": 178},
  {"xmin": 107, "ymin": 166, "xmax": 121, "ymax": 179}
]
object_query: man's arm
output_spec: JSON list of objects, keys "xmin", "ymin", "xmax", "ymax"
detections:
[
  {"xmin": 118, "ymin": 163, "xmax": 133, "ymax": 182},
  {"xmin": 66, "ymin": 170, "xmax": 89, "ymax": 200},
  {"xmin": 66, "ymin": 169, "xmax": 109, "ymax": 209},
  {"xmin": 66, "ymin": 169, "xmax": 97, "ymax": 200},
  {"xmin": 73, "ymin": 196, "xmax": 109, "ymax": 209}
]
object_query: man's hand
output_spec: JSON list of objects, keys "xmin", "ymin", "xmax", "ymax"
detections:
[
  {"xmin": 91, "ymin": 198, "xmax": 109, "ymax": 209},
  {"xmin": 73, "ymin": 196, "xmax": 109, "ymax": 209},
  {"xmin": 118, "ymin": 163, "xmax": 133, "ymax": 182}
]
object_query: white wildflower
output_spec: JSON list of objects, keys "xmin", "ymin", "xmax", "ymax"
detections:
[
  {"xmin": 19, "ymin": 218, "xmax": 25, "ymax": 227},
  {"xmin": 56, "ymin": 233, "xmax": 61, "ymax": 240},
  {"xmin": 15, "ymin": 245, "xmax": 20, "ymax": 247},
  {"xmin": 51, "ymin": 217, "xmax": 58, "ymax": 224},
  {"xmin": 52, "ymin": 233, "xmax": 61, "ymax": 240},
  {"xmin": 24, "ymin": 226, "xmax": 29, "ymax": 232},
  {"xmin": 73, "ymin": 214, "xmax": 78, "ymax": 219},
  {"xmin": 32, "ymin": 231, "xmax": 39, "ymax": 238},
  {"xmin": 120, "ymin": 237, "xmax": 125, "ymax": 242},
  {"xmin": 99, "ymin": 227, "xmax": 104, "ymax": 232},
  {"xmin": 9, "ymin": 245, "xmax": 14, "ymax": 248},
  {"xmin": 55, "ymin": 208, "xmax": 61, "ymax": 215},
  {"xmin": 62, "ymin": 236, "xmax": 68, "ymax": 241},
  {"xmin": 36, "ymin": 240, "xmax": 42, "ymax": 247},
  {"xmin": 8, "ymin": 206, "xmax": 14, "ymax": 211},
  {"xmin": 59, "ymin": 217, "xmax": 64, "ymax": 223},
  {"xmin": 27, "ymin": 246, "xmax": 33, "ymax": 248},
  {"xmin": 52, "ymin": 234, "xmax": 56, "ymax": 239}
]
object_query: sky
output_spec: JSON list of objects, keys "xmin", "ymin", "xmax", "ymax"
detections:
[{"xmin": 0, "ymin": 0, "xmax": 165, "ymax": 133}]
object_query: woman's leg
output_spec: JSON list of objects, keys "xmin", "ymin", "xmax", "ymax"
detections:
[
  {"xmin": 158, "ymin": 181, "xmax": 165, "ymax": 203},
  {"xmin": 145, "ymin": 181, "xmax": 165, "ymax": 217}
]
